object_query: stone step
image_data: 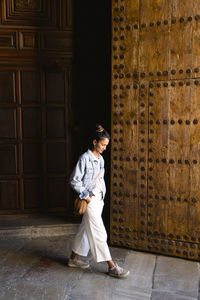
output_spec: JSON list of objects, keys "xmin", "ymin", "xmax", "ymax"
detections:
[
  {"xmin": 0, "ymin": 223, "xmax": 79, "ymax": 239},
  {"xmin": 0, "ymin": 214, "xmax": 80, "ymax": 239}
]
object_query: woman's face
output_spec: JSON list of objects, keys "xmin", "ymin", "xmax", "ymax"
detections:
[{"xmin": 93, "ymin": 138, "xmax": 109, "ymax": 154}]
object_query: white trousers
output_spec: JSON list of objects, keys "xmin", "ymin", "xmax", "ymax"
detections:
[{"xmin": 72, "ymin": 192, "xmax": 112, "ymax": 263}]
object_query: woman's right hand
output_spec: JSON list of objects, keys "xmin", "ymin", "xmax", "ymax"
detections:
[{"xmin": 85, "ymin": 196, "xmax": 91, "ymax": 203}]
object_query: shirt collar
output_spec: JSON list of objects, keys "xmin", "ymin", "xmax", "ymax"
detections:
[{"xmin": 87, "ymin": 149, "xmax": 99, "ymax": 163}]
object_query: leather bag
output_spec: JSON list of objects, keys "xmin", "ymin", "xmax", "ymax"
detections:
[
  {"xmin": 74, "ymin": 197, "xmax": 88, "ymax": 215},
  {"xmin": 74, "ymin": 169, "xmax": 101, "ymax": 215}
]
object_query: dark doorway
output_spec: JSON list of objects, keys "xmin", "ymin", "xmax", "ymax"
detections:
[
  {"xmin": 72, "ymin": 1, "xmax": 111, "ymax": 224},
  {"xmin": 72, "ymin": 0, "xmax": 111, "ymax": 151}
]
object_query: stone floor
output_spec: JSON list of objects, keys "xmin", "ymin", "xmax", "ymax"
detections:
[{"xmin": 0, "ymin": 235, "xmax": 200, "ymax": 300}]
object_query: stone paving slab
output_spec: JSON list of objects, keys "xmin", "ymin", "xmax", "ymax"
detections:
[
  {"xmin": 0, "ymin": 239, "xmax": 29, "ymax": 264},
  {"xmin": 24, "ymin": 256, "xmax": 84, "ymax": 288},
  {"xmin": 112, "ymin": 250, "xmax": 156, "ymax": 300},
  {"xmin": 69, "ymin": 271, "xmax": 115, "ymax": 300},
  {"xmin": 151, "ymin": 290, "xmax": 197, "ymax": 300},
  {"xmin": 19, "ymin": 235, "xmax": 72, "ymax": 260},
  {"xmin": 0, "ymin": 240, "xmax": 41, "ymax": 298},
  {"xmin": 153, "ymin": 256, "xmax": 199, "ymax": 299},
  {"xmin": 0, "ymin": 279, "xmax": 70, "ymax": 300}
]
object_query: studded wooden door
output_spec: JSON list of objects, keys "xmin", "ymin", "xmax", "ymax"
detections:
[{"xmin": 111, "ymin": 0, "xmax": 200, "ymax": 260}]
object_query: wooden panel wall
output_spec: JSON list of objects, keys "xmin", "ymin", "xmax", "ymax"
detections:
[
  {"xmin": 111, "ymin": 0, "xmax": 200, "ymax": 260},
  {"xmin": 0, "ymin": 0, "xmax": 72, "ymax": 214}
]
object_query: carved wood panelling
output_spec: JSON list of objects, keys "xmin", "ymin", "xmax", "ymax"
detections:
[
  {"xmin": 47, "ymin": 143, "xmax": 66, "ymax": 173},
  {"xmin": 19, "ymin": 32, "xmax": 38, "ymax": 49},
  {"xmin": 24, "ymin": 179, "xmax": 41, "ymax": 209},
  {"xmin": 61, "ymin": 0, "xmax": 72, "ymax": 28},
  {"xmin": 46, "ymin": 108, "xmax": 65, "ymax": 138},
  {"xmin": 0, "ymin": 32, "xmax": 16, "ymax": 49},
  {"xmin": 0, "ymin": 1, "xmax": 73, "ymax": 68},
  {"xmin": 0, "ymin": 67, "xmax": 71, "ymax": 213},
  {"xmin": 1, "ymin": 0, "xmax": 57, "ymax": 27},
  {"xmin": 1, "ymin": 0, "xmax": 72, "ymax": 28},
  {"xmin": 23, "ymin": 143, "xmax": 42, "ymax": 174},
  {"xmin": 0, "ymin": 72, "xmax": 16, "ymax": 103},
  {"xmin": 45, "ymin": 72, "xmax": 65, "ymax": 103},
  {"xmin": 48, "ymin": 177, "xmax": 67, "ymax": 209},
  {"xmin": 0, "ymin": 108, "xmax": 17, "ymax": 139},
  {"xmin": 41, "ymin": 32, "xmax": 73, "ymax": 51},
  {"xmin": 21, "ymin": 71, "xmax": 40, "ymax": 103},
  {"xmin": 0, "ymin": 181, "xmax": 19, "ymax": 209},
  {"xmin": 14, "ymin": 0, "xmax": 41, "ymax": 10},
  {"xmin": 22, "ymin": 108, "xmax": 42, "ymax": 138},
  {"xmin": 0, "ymin": 144, "xmax": 18, "ymax": 174},
  {"xmin": 0, "ymin": 0, "xmax": 72, "ymax": 214}
]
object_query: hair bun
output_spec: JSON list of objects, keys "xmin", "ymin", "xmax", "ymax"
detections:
[{"xmin": 96, "ymin": 124, "xmax": 104, "ymax": 133}]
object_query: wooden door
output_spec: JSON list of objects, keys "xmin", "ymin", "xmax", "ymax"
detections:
[
  {"xmin": 111, "ymin": 0, "xmax": 200, "ymax": 260},
  {"xmin": 0, "ymin": 0, "xmax": 72, "ymax": 214}
]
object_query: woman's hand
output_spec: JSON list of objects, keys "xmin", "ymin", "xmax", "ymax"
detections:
[{"xmin": 85, "ymin": 196, "xmax": 91, "ymax": 204}]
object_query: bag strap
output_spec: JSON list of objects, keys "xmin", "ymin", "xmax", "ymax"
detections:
[{"xmin": 87, "ymin": 169, "xmax": 101, "ymax": 191}]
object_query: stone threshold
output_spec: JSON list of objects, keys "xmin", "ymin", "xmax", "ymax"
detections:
[
  {"xmin": 0, "ymin": 214, "xmax": 80, "ymax": 239},
  {"xmin": 0, "ymin": 223, "xmax": 79, "ymax": 239}
]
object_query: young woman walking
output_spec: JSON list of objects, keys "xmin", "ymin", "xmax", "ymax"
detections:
[{"xmin": 68, "ymin": 125, "xmax": 129, "ymax": 278}]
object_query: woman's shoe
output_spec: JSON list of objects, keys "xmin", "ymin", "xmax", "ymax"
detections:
[
  {"xmin": 108, "ymin": 263, "xmax": 130, "ymax": 278},
  {"xmin": 68, "ymin": 258, "xmax": 90, "ymax": 269}
]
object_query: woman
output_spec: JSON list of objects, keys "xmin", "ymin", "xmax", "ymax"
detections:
[{"xmin": 68, "ymin": 125, "xmax": 130, "ymax": 278}]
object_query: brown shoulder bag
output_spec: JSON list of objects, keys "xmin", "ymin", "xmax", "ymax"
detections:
[{"xmin": 74, "ymin": 170, "xmax": 101, "ymax": 215}]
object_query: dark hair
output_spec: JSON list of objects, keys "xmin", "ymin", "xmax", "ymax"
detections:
[{"xmin": 90, "ymin": 125, "xmax": 110, "ymax": 149}]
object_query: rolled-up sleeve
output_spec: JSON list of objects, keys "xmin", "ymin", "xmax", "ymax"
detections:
[{"xmin": 69, "ymin": 157, "xmax": 89, "ymax": 199}]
